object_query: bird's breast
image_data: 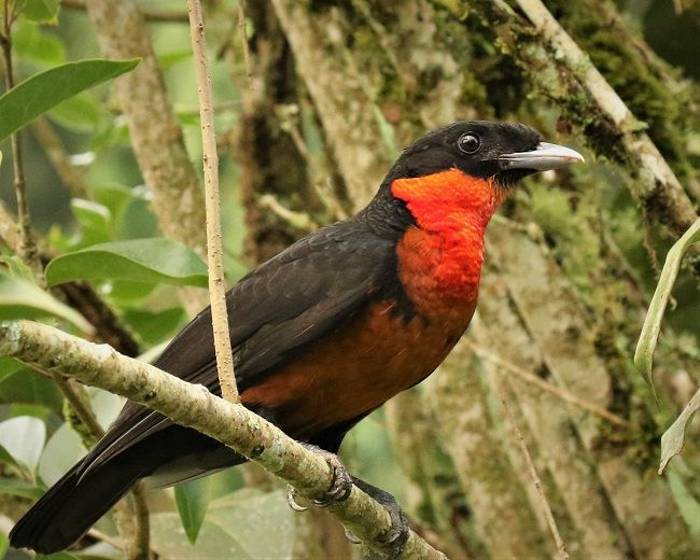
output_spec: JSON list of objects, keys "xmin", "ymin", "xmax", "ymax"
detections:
[
  {"xmin": 395, "ymin": 223, "xmax": 485, "ymax": 318},
  {"xmin": 240, "ymin": 297, "xmax": 475, "ymax": 439}
]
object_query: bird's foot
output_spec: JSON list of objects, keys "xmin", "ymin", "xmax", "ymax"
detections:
[
  {"xmin": 303, "ymin": 443, "xmax": 354, "ymax": 506},
  {"xmin": 286, "ymin": 444, "xmax": 353, "ymax": 512},
  {"xmin": 352, "ymin": 476, "xmax": 409, "ymax": 558}
]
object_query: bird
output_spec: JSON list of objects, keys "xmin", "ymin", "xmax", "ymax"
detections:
[{"xmin": 10, "ymin": 121, "xmax": 583, "ymax": 555}]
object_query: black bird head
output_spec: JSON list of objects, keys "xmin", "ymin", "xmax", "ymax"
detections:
[
  {"xmin": 384, "ymin": 120, "xmax": 584, "ymax": 187},
  {"xmin": 363, "ymin": 121, "xmax": 584, "ymax": 235}
]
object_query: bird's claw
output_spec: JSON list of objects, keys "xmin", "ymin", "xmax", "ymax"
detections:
[
  {"xmin": 343, "ymin": 505, "xmax": 408, "ymax": 556},
  {"xmin": 286, "ymin": 444, "xmax": 353, "ymax": 513},
  {"xmin": 286, "ymin": 486, "xmax": 308, "ymax": 512},
  {"xmin": 350, "ymin": 476, "xmax": 410, "ymax": 557},
  {"xmin": 343, "ymin": 527, "xmax": 362, "ymax": 544},
  {"xmin": 379, "ymin": 503, "xmax": 409, "ymax": 557},
  {"xmin": 313, "ymin": 451, "xmax": 353, "ymax": 507}
]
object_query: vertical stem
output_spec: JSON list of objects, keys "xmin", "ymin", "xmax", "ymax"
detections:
[
  {"xmin": 496, "ymin": 376, "xmax": 569, "ymax": 560},
  {"xmin": 236, "ymin": 0, "xmax": 252, "ymax": 86},
  {"xmin": 0, "ymin": 8, "xmax": 40, "ymax": 274},
  {"xmin": 187, "ymin": 0, "xmax": 239, "ymax": 403}
]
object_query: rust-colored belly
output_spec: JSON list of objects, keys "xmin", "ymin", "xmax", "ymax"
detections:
[{"xmin": 241, "ymin": 298, "xmax": 476, "ymax": 439}]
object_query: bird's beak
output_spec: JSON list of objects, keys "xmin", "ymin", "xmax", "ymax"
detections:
[{"xmin": 498, "ymin": 142, "xmax": 585, "ymax": 171}]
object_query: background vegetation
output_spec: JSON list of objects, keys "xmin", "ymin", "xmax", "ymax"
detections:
[{"xmin": 0, "ymin": 0, "xmax": 699, "ymax": 559}]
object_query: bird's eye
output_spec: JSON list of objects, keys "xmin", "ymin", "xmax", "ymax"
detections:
[{"xmin": 457, "ymin": 133, "xmax": 480, "ymax": 155}]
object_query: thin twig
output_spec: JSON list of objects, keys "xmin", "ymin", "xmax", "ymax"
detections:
[
  {"xmin": 53, "ymin": 375, "xmax": 105, "ymax": 439},
  {"xmin": 87, "ymin": 528, "xmax": 124, "ymax": 550},
  {"xmin": 0, "ymin": 10, "xmax": 40, "ymax": 274},
  {"xmin": 236, "ymin": 0, "xmax": 252, "ymax": 87},
  {"xmin": 61, "ymin": 0, "xmax": 188, "ymax": 23},
  {"xmin": 495, "ymin": 376, "xmax": 569, "ymax": 560},
  {"xmin": 259, "ymin": 194, "xmax": 319, "ymax": 232},
  {"xmin": 465, "ymin": 341, "xmax": 630, "ymax": 428},
  {"xmin": 130, "ymin": 482, "xmax": 151, "ymax": 557},
  {"xmin": 187, "ymin": 0, "xmax": 239, "ymax": 403}
]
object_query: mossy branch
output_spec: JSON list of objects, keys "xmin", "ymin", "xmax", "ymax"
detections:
[
  {"xmin": 0, "ymin": 319, "xmax": 448, "ymax": 560},
  {"xmin": 469, "ymin": 0, "xmax": 698, "ymax": 238}
]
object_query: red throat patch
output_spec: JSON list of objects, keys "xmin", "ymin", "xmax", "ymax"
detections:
[{"xmin": 390, "ymin": 168, "xmax": 506, "ymax": 315}]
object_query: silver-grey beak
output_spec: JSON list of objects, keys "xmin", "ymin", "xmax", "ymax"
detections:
[{"xmin": 498, "ymin": 142, "xmax": 585, "ymax": 171}]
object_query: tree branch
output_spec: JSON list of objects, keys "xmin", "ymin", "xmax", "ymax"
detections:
[
  {"xmin": 0, "ymin": 319, "xmax": 447, "ymax": 560},
  {"xmin": 469, "ymin": 0, "xmax": 698, "ymax": 238},
  {"xmin": 187, "ymin": 0, "xmax": 239, "ymax": 403}
]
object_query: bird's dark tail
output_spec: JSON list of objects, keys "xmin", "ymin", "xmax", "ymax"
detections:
[{"xmin": 9, "ymin": 457, "xmax": 144, "ymax": 554}]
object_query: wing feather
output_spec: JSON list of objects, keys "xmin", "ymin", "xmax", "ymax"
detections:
[{"xmin": 79, "ymin": 221, "xmax": 392, "ymax": 476}]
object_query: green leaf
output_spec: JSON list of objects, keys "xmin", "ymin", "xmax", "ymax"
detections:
[
  {"xmin": 68, "ymin": 198, "xmax": 112, "ymax": 249},
  {"xmin": 372, "ymin": 106, "xmax": 399, "ymax": 160},
  {"xmin": 175, "ymin": 477, "xmax": 212, "ymax": 544},
  {"xmin": 0, "ymin": 528, "xmax": 8, "ymax": 559},
  {"xmin": 0, "ymin": 58, "xmax": 139, "ymax": 141},
  {"xmin": 13, "ymin": 19, "xmax": 65, "ymax": 66},
  {"xmin": 8, "ymin": 403, "xmax": 52, "ymax": 421},
  {"xmin": 659, "ymin": 388, "xmax": 700, "ymax": 474},
  {"xmin": 49, "ymin": 94, "xmax": 101, "ymax": 133},
  {"xmin": 150, "ymin": 511, "xmax": 252, "ymax": 560},
  {"xmin": 21, "ymin": 0, "xmax": 60, "ymax": 23},
  {"xmin": 106, "ymin": 281, "xmax": 157, "ymax": 303},
  {"xmin": 1, "ymin": 251, "xmax": 38, "ymax": 282},
  {"xmin": 0, "ymin": 356, "xmax": 23, "ymax": 383},
  {"xmin": 206, "ymin": 490, "xmax": 296, "ymax": 558},
  {"xmin": 634, "ymin": 218, "xmax": 700, "ymax": 396},
  {"xmin": 124, "ymin": 307, "xmax": 186, "ymax": 345},
  {"xmin": 118, "ymin": 197, "xmax": 159, "ymax": 240},
  {"xmin": 0, "ymin": 416, "xmax": 46, "ymax": 473},
  {"xmin": 39, "ymin": 423, "xmax": 86, "ymax": 486},
  {"xmin": 36, "ymin": 552, "xmax": 81, "ymax": 560},
  {"xmin": 90, "ymin": 182, "xmax": 143, "ymax": 217},
  {"xmin": 0, "ymin": 476, "xmax": 44, "ymax": 499},
  {"xmin": 159, "ymin": 49, "xmax": 193, "ymax": 72},
  {"xmin": 46, "ymin": 238, "xmax": 209, "ymax": 288},
  {"xmin": 0, "ymin": 271, "xmax": 93, "ymax": 332},
  {"xmin": 152, "ymin": 490, "xmax": 295, "ymax": 559},
  {"xmin": 0, "ymin": 368, "xmax": 63, "ymax": 412}
]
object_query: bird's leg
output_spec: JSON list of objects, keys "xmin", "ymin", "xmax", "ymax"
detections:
[
  {"xmin": 286, "ymin": 445, "xmax": 409, "ymax": 557},
  {"xmin": 286, "ymin": 443, "xmax": 353, "ymax": 511},
  {"xmin": 351, "ymin": 476, "xmax": 409, "ymax": 558}
]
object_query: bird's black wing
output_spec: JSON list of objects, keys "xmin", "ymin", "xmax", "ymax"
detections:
[{"xmin": 79, "ymin": 220, "xmax": 393, "ymax": 476}]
